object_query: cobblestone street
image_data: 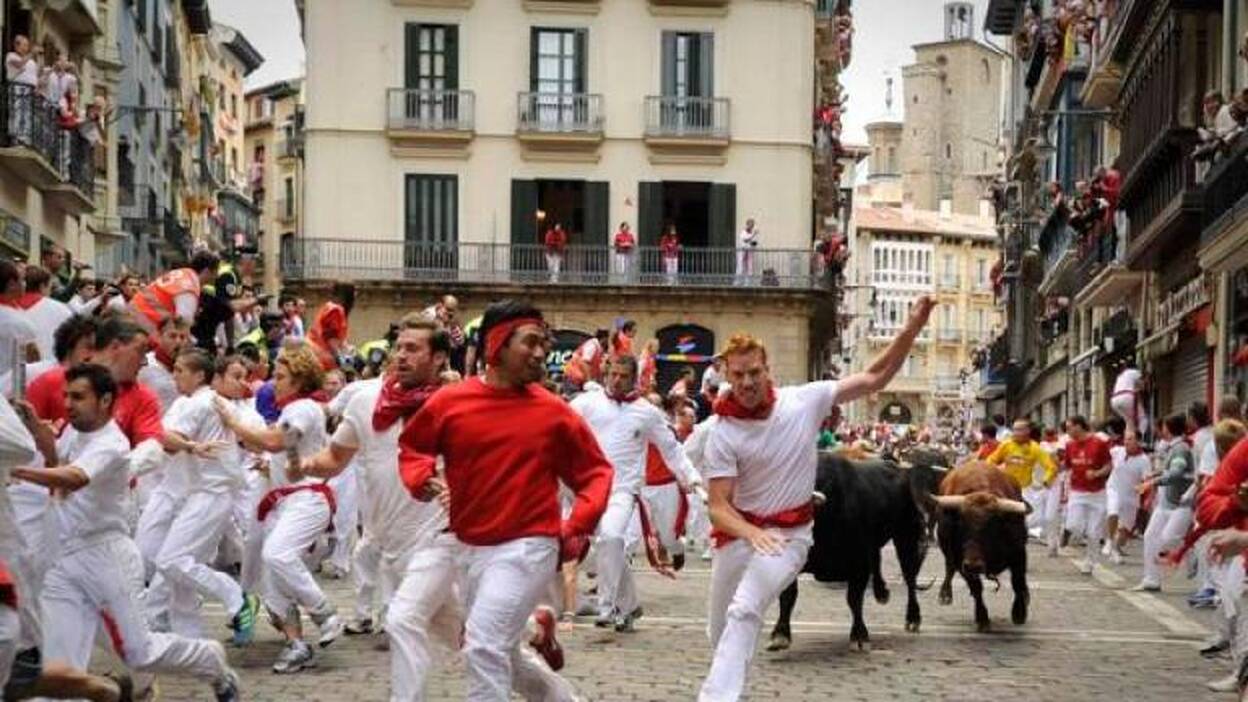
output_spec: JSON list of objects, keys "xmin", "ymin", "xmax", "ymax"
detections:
[{"xmin": 145, "ymin": 538, "xmax": 1233, "ymax": 701}]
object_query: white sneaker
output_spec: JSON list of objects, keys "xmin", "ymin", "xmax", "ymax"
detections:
[
  {"xmin": 1109, "ymin": 549, "xmax": 1124, "ymax": 565},
  {"xmin": 1101, "ymin": 541, "xmax": 1113, "ymax": 557},
  {"xmin": 1206, "ymin": 673, "xmax": 1239, "ymax": 693},
  {"xmin": 1129, "ymin": 581, "xmax": 1161, "ymax": 592},
  {"xmin": 1076, "ymin": 559, "xmax": 1094, "ymax": 575}
]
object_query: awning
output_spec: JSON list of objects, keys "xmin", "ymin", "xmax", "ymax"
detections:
[{"xmin": 1137, "ymin": 321, "xmax": 1182, "ymax": 361}]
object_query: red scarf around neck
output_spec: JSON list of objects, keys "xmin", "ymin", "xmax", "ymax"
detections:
[
  {"xmin": 275, "ymin": 389, "xmax": 328, "ymax": 411},
  {"xmin": 372, "ymin": 377, "xmax": 439, "ymax": 431},
  {"xmin": 14, "ymin": 292, "xmax": 41, "ymax": 310},
  {"xmin": 713, "ymin": 386, "xmax": 777, "ymax": 420},
  {"xmin": 609, "ymin": 389, "xmax": 640, "ymax": 404}
]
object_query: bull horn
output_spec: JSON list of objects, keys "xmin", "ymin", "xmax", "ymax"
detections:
[
  {"xmin": 993, "ymin": 498, "xmax": 1031, "ymax": 515},
  {"xmin": 812, "ymin": 490, "xmax": 827, "ymax": 507},
  {"xmin": 932, "ymin": 495, "xmax": 967, "ymax": 510}
]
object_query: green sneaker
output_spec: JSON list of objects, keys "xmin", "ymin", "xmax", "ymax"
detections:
[{"xmin": 231, "ymin": 593, "xmax": 262, "ymax": 646}]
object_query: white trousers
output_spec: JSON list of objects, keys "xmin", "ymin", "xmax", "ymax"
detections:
[
  {"xmin": 458, "ymin": 536, "xmax": 565, "ymax": 701},
  {"xmin": 41, "ymin": 536, "xmax": 227, "ymax": 683},
  {"xmin": 387, "ymin": 534, "xmax": 460, "ymax": 702},
  {"xmin": 700, "ymin": 533, "xmax": 811, "ymax": 702},
  {"xmin": 595, "ymin": 492, "xmax": 639, "ymax": 617},
  {"xmin": 352, "ymin": 531, "xmax": 385, "ymax": 621},
  {"xmin": 612, "ymin": 252, "xmax": 633, "ymax": 280},
  {"xmin": 1142, "ymin": 502, "xmax": 1193, "ymax": 587},
  {"xmin": 0, "ymin": 605, "xmax": 17, "ymax": 689},
  {"xmin": 260, "ymin": 490, "xmax": 333, "ymax": 615},
  {"xmin": 327, "ymin": 468, "xmax": 359, "ymax": 573},
  {"xmin": 545, "ymin": 254, "xmax": 562, "ymax": 280},
  {"xmin": 1106, "ymin": 484, "xmax": 1141, "ymax": 532},
  {"xmin": 735, "ymin": 250, "xmax": 754, "ymax": 281},
  {"xmin": 1110, "ymin": 393, "xmax": 1150, "ymax": 437},
  {"xmin": 1064, "ymin": 490, "xmax": 1106, "ymax": 565},
  {"xmin": 155, "ymin": 491, "xmax": 245, "ymax": 633},
  {"xmin": 135, "ymin": 490, "xmax": 181, "ymax": 621}
]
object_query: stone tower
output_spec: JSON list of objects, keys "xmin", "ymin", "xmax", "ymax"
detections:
[{"xmin": 897, "ymin": 2, "xmax": 1004, "ymax": 215}]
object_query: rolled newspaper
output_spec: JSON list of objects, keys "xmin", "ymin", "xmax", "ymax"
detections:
[
  {"xmin": 10, "ymin": 340, "xmax": 22, "ymax": 403},
  {"xmin": 279, "ymin": 421, "xmax": 303, "ymax": 480}
]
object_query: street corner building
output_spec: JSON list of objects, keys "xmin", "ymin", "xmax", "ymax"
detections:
[{"xmin": 286, "ymin": 0, "xmax": 861, "ymax": 389}]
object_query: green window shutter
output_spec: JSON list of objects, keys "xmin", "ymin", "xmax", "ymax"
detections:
[
  {"xmin": 510, "ymin": 179, "xmax": 539, "ymax": 245},
  {"xmin": 638, "ymin": 181, "xmax": 664, "ymax": 248},
  {"xmin": 574, "ymin": 29, "xmax": 588, "ymax": 94},
  {"xmin": 585, "ymin": 181, "xmax": 610, "ymax": 246},
  {"xmin": 661, "ymin": 32, "xmax": 677, "ymax": 96},
  {"xmin": 529, "ymin": 27, "xmax": 541, "ymax": 92},
  {"xmin": 709, "ymin": 183, "xmax": 736, "ymax": 249},
  {"xmin": 404, "ymin": 24, "xmax": 420, "ymax": 89},
  {"xmin": 699, "ymin": 33, "xmax": 714, "ymax": 97},
  {"xmin": 444, "ymin": 26, "xmax": 459, "ymax": 91}
]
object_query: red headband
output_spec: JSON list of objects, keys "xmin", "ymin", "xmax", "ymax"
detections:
[{"xmin": 485, "ymin": 317, "xmax": 545, "ymax": 366}]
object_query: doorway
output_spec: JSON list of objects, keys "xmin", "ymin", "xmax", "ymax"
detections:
[
  {"xmin": 661, "ymin": 181, "xmax": 711, "ymax": 248},
  {"xmin": 538, "ymin": 180, "xmax": 586, "ymax": 243}
]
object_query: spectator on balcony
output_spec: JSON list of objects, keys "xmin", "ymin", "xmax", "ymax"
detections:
[
  {"xmin": 543, "ymin": 222, "xmax": 568, "ymax": 283},
  {"xmin": 735, "ymin": 218, "xmax": 760, "ymax": 285},
  {"xmin": 5, "ymin": 35, "xmax": 41, "ymax": 143},
  {"xmin": 78, "ymin": 95, "xmax": 108, "ymax": 148},
  {"xmin": 41, "ymin": 52, "xmax": 76, "ymax": 122},
  {"xmin": 660, "ymin": 224, "xmax": 681, "ymax": 285},
  {"xmin": 1194, "ymin": 91, "xmax": 1242, "ymax": 172},
  {"xmin": 612, "ymin": 221, "xmax": 635, "ymax": 281}
]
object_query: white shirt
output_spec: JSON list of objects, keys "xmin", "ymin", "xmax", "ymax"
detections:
[
  {"xmin": 737, "ymin": 226, "xmax": 759, "ymax": 250},
  {"xmin": 332, "ymin": 380, "xmax": 447, "ymax": 558},
  {"xmin": 151, "ymin": 397, "xmax": 194, "ymax": 500},
  {"xmin": 23, "ymin": 296, "xmax": 71, "ymax": 362},
  {"xmin": 703, "ymin": 381, "xmax": 839, "ymax": 528},
  {"xmin": 270, "ymin": 398, "xmax": 327, "ymax": 487},
  {"xmin": 701, "ymin": 367, "xmax": 723, "ymax": 397},
  {"xmin": 0, "ymin": 306, "xmax": 37, "ymax": 369},
  {"xmin": 1113, "ymin": 368, "xmax": 1142, "ymax": 395},
  {"xmin": 165, "ymin": 386, "xmax": 245, "ymax": 493},
  {"xmin": 53, "ymin": 420, "xmax": 130, "ymax": 553},
  {"xmin": 1192, "ymin": 425, "xmax": 1217, "ymax": 477},
  {"xmin": 1109, "ymin": 445, "xmax": 1150, "ymax": 495},
  {"xmin": 571, "ymin": 389, "xmax": 698, "ymax": 495},
  {"xmin": 4, "ymin": 52, "xmax": 37, "ymax": 86},
  {"xmin": 684, "ymin": 417, "xmax": 718, "ymax": 478},
  {"xmin": 0, "ymin": 397, "xmax": 36, "ymax": 562},
  {"xmin": 137, "ymin": 353, "xmax": 178, "ymax": 414},
  {"xmin": 42, "ymin": 69, "xmax": 76, "ymax": 110}
]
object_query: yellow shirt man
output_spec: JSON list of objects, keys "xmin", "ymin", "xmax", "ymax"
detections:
[{"xmin": 985, "ymin": 437, "xmax": 1058, "ymax": 489}]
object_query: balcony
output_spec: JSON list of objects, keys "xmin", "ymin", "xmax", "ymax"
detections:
[
  {"xmin": 937, "ymin": 327, "xmax": 963, "ymax": 344},
  {"xmin": 1037, "ymin": 211, "xmax": 1078, "ymax": 296},
  {"xmin": 647, "ymin": 0, "xmax": 729, "ymax": 8},
  {"xmin": 1075, "ymin": 229, "xmax": 1144, "ymax": 307},
  {"xmin": 282, "ymin": 239, "xmax": 830, "ymax": 291},
  {"xmin": 871, "ymin": 270, "xmax": 932, "ymax": 288},
  {"xmin": 1081, "ymin": 0, "xmax": 1142, "ymax": 108},
  {"xmin": 643, "ymin": 96, "xmax": 730, "ymax": 151},
  {"xmin": 0, "ymin": 86, "xmax": 65, "ymax": 190},
  {"xmin": 1200, "ymin": 135, "xmax": 1248, "ymax": 251},
  {"xmin": 516, "ymin": 92, "xmax": 603, "ymax": 150},
  {"xmin": 386, "ymin": 89, "xmax": 475, "ymax": 150},
  {"xmin": 937, "ymin": 274, "xmax": 961, "ymax": 291},
  {"xmin": 45, "ymin": 130, "xmax": 97, "ymax": 215},
  {"xmin": 277, "ymin": 134, "xmax": 303, "ymax": 162},
  {"xmin": 934, "ymin": 374, "xmax": 964, "ymax": 398},
  {"xmin": 57, "ymin": 0, "xmax": 103, "ymax": 39},
  {"xmin": 274, "ymin": 198, "xmax": 297, "ymax": 226}
]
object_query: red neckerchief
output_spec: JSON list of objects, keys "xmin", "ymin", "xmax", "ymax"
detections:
[
  {"xmin": 713, "ymin": 386, "xmax": 777, "ymax": 420},
  {"xmin": 372, "ymin": 377, "xmax": 439, "ymax": 431},
  {"xmin": 275, "ymin": 389, "xmax": 328, "ymax": 411},
  {"xmin": 154, "ymin": 347, "xmax": 176, "ymax": 372},
  {"xmin": 14, "ymin": 292, "xmax": 41, "ymax": 310},
  {"xmin": 609, "ymin": 389, "xmax": 640, "ymax": 404}
]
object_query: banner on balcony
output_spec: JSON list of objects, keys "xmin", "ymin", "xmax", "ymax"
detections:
[
  {"xmin": 547, "ymin": 328, "xmax": 590, "ymax": 377},
  {"xmin": 655, "ymin": 324, "xmax": 716, "ymax": 396}
]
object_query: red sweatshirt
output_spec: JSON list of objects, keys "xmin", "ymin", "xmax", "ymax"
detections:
[
  {"xmin": 398, "ymin": 377, "xmax": 612, "ymax": 546},
  {"xmin": 27, "ymin": 367, "xmax": 163, "ymax": 445},
  {"xmin": 1196, "ymin": 437, "xmax": 1248, "ymax": 531},
  {"xmin": 1066, "ymin": 435, "xmax": 1112, "ymax": 493}
]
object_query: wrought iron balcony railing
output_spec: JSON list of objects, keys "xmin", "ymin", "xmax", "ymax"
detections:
[
  {"xmin": 387, "ymin": 88, "xmax": 475, "ymax": 132},
  {"xmin": 282, "ymin": 239, "xmax": 830, "ymax": 290},
  {"xmin": 644, "ymin": 96, "xmax": 729, "ymax": 139},
  {"xmin": 517, "ymin": 92, "xmax": 603, "ymax": 133},
  {"xmin": 1, "ymin": 84, "xmax": 62, "ymax": 169}
]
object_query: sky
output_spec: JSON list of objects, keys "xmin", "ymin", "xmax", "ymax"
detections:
[
  {"xmin": 841, "ymin": 0, "xmax": 992, "ymax": 145},
  {"xmin": 208, "ymin": 0, "xmax": 992, "ymax": 122},
  {"xmin": 209, "ymin": 0, "xmax": 305, "ymax": 90}
]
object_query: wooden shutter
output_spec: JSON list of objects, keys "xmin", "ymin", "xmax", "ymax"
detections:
[
  {"xmin": 638, "ymin": 182, "xmax": 664, "ymax": 247},
  {"xmin": 529, "ymin": 27, "xmax": 541, "ymax": 92},
  {"xmin": 709, "ymin": 183, "xmax": 736, "ymax": 249},
  {"xmin": 404, "ymin": 24, "xmax": 420, "ymax": 89},
  {"xmin": 511, "ymin": 179, "xmax": 539, "ymax": 244},
  {"xmin": 661, "ymin": 32, "xmax": 677, "ymax": 96},
  {"xmin": 444, "ymin": 26, "xmax": 459, "ymax": 91},
  {"xmin": 699, "ymin": 33, "xmax": 714, "ymax": 97},
  {"xmin": 574, "ymin": 29, "xmax": 588, "ymax": 94},
  {"xmin": 585, "ymin": 181, "xmax": 610, "ymax": 245}
]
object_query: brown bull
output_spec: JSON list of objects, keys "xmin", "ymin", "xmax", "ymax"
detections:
[{"xmin": 920, "ymin": 460, "xmax": 1031, "ymax": 632}]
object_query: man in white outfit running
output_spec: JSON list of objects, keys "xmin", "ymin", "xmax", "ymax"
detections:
[
  {"xmin": 571, "ymin": 354, "xmax": 702, "ymax": 632},
  {"xmin": 698, "ymin": 295, "xmax": 934, "ymax": 701}
]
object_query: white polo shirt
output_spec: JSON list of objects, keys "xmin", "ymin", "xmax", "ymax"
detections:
[
  {"xmin": 270, "ymin": 398, "xmax": 327, "ymax": 487},
  {"xmin": 164, "ymin": 386, "xmax": 246, "ymax": 494},
  {"xmin": 53, "ymin": 419, "xmax": 130, "ymax": 553},
  {"xmin": 703, "ymin": 381, "xmax": 838, "ymax": 531},
  {"xmin": 571, "ymin": 389, "xmax": 699, "ymax": 494}
]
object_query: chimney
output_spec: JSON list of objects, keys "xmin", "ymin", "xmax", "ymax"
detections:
[{"xmin": 939, "ymin": 199, "xmax": 952, "ymax": 220}]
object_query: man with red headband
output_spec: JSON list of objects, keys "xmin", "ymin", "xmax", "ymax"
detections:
[
  {"xmin": 399, "ymin": 299, "xmax": 612, "ymax": 699},
  {"xmin": 698, "ymin": 296, "xmax": 935, "ymax": 701}
]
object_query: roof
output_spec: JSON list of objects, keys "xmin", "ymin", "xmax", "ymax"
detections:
[
  {"xmin": 854, "ymin": 204, "xmax": 997, "ymax": 241},
  {"xmin": 910, "ymin": 38, "xmax": 1010, "ymax": 59},
  {"xmin": 182, "ymin": 0, "xmax": 211, "ymax": 35},
  {"xmin": 213, "ymin": 23, "xmax": 264, "ymax": 76},
  {"xmin": 245, "ymin": 78, "xmax": 303, "ymax": 100}
]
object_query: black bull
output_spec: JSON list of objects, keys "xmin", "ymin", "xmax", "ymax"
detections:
[{"xmin": 766, "ymin": 449, "xmax": 948, "ymax": 652}]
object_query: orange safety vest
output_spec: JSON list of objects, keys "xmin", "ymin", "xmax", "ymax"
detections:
[{"xmin": 130, "ymin": 268, "xmax": 200, "ymax": 330}]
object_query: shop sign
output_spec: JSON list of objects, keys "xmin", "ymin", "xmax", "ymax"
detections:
[
  {"xmin": 1158, "ymin": 276, "xmax": 1209, "ymax": 330},
  {"xmin": 546, "ymin": 328, "xmax": 590, "ymax": 376}
]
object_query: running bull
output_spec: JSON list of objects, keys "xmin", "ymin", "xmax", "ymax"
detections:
[
  {"xmin": 915, "ymin": 459, "xmax": 1031, "ymax": 632},
  {"xmin": 767, "ymin": 448, "xmax": 944, "ymax": 652}
]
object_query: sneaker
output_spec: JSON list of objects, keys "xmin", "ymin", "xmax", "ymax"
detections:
[
  {"xmin": 320, "ymin": 561, "xmax": 348, "ymax": 580},
  {"xmin": 1076, "ymin": 559, "xmax": 1094, "ymax": 575},
  {"xmin": 1129, "ymin": 581, "xmax": 1161, "ymax": 592},
  {"xmin": 613, "ymin": 607, "xmax": 641, "ymax": 633},
  {"xmin": 1207, "ymin": 673, "xmax": 1240, "ymax": 693},
  {"xmin": 700, "ymin": 547, "xmax": 713, "ymax": 562},
  {"xmin": 310, "ymin": 606, "xmax": 345, "ymax": 648},
  {"xmin": 1188, "ymin": 587, "xmax": 1218, "ymax": 606},
  {"xmin": 1200, "ymin": 638, "xmax": 1231, "ymax": 659},
  {"xmin": 213, "ymin": 667, "xmax": 241, "ymax": 702},
  {"xmin": 594, "ymin": 609, "xmax": 614, "ymax": 629},
  {"xmin": 230, "ymin": 593, "xmax": 261, "ymax": 647},
  {"xmin": 344, "ymin": 617, "xmax": 374, "ymax": 635},
  {"xmin": 1192, "ymin": 595, "xmax": 1221, "ymax": 610},
  {"xmin": 1109, "ymin": 549, "xmax": 1124, "ymax": 565},
  {"xmin": 272, "ymin": 640, "xmax": 316, "ymax": 674},
  {"xmin": 574, "ymin": 602, "xmax": 597, "ymax": 617},
  {"xmin": 529, "ymin": 606, "xmax": 564, "ymax": 671},
  {"xmin": 1101, "ymin": 541, "xmax": 1113, "ymax": 557}
]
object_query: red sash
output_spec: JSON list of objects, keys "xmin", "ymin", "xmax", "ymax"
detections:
[
  {"xmin": 256, "ymin": 483, "xmax": 337, "ymax": 525},
  {"xmin": 711, "ymin": 503, "xmax": 814, "ymax": 548},
  {"xmin": 0, "ymin": 560, "xmax": 15, "ymax": 609}
]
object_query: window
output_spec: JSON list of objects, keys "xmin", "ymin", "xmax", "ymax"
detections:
[
  {"xmin": 661, "ymin": 32, "xmax": 714, "ymax": 98},
  {"xmin": 976, "ymin": 258, "xmax": 987, "ymax": 287},
  {"xmin": 532, "ymin": 28, "xmax": 585, "ymax": 95},
  {"xmin": 230, "ymin": 94, "xmax": 237, "ymax": 119},
  {"xmin": 405, "ymin": 24, "xmax": 459, "ymax": 91},
  {"xmin": 405, "ymin": 174, "xmax": 458, "ymax": 247},
  {"xmin": 284, "ymin": 177, "xmax": 294, "ymax": 218}
]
